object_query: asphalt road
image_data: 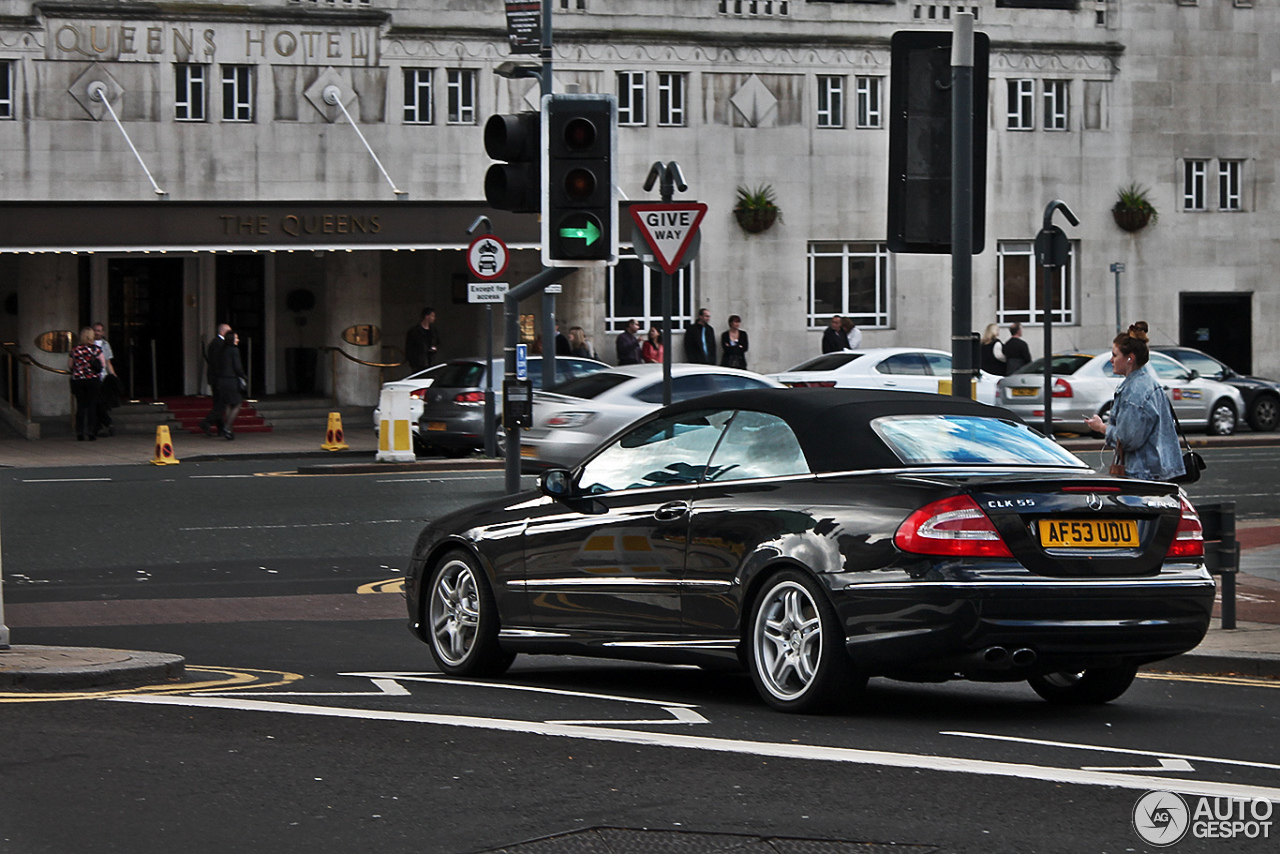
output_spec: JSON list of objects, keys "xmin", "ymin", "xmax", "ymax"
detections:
[{"xmin": 2, "ymin": 452, "xmax": 1278, "ymax": 853}]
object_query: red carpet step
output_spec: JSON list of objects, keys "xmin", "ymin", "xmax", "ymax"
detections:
[{"xmin": 155, "ymin": 396, "xmax": 273, "ymax": 434}]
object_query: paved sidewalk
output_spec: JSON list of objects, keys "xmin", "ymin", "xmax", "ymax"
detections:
[{"xmin": 1, "ymin": 426, "xmax": 1278, "ymax": 689}]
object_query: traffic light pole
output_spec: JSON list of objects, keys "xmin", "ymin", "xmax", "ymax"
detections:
[
  {"xmin": 950, "ymin": 13, "xmax": 976, "ymax": 399},
  {"xmin": 643, "ymin": 161, "xmax": 688, "ymax": 407},
  {"xmin": 538, "ymin": 0, "xmax": 557, "ymax": 389}
]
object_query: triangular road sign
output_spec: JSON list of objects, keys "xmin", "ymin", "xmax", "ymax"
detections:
[{"xmin": 629, "ymin": 203, "xmax": 708, "ymax": 275}]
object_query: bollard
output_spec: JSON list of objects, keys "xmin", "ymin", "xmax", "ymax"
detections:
[
  {"xmin": 1198, "ymin": 500, "xmax": 1238, "ymax": 630},
  {"xmin": 375, "ymin": 388, "xmax": 415, "ymax": 463}
]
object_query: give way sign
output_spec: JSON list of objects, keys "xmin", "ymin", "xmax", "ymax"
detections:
[{"xmin": 629, "ymin": 203, "xmax": 708, "ymax": 275}]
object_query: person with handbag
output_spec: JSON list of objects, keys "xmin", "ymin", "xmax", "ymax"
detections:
[
  {"xmin": 215, "ymin": 329, "xmax": 249, "ymax": 440},
  {"xmin": 1084, "ymin": 323, "xmax": 1185, "ymax": 481}
]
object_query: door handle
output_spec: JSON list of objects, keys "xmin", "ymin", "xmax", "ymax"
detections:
[{"xmin": 654, "ymin": 501, "xmax": 689, "ymax": 521}]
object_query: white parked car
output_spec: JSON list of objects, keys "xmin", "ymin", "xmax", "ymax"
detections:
[
  {"xmin": 997, "ymin": 350, "xmax": 1245, "ymax": 435},
  {"xmin": 769, "ymin": 348, "xmax": 1002, "ymax": 406},
  {"xmin": 520, "ymin": 363, "xmax": 785, "ymax": 470}
]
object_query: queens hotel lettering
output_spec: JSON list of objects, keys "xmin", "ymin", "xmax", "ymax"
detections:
[{"xmin": 47, "ymin": 21, "xmax": 378, "ymax": 65}]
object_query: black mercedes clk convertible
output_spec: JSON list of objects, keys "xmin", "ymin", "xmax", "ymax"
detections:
[{"xmin": 405, "ymin": 388, "xmax": 1214, "ymax": 713}]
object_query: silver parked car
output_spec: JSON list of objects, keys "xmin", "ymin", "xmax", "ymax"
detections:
[
  {"xmin": 996, "ymin": 350, "xmax": 1244, "ymax": 435},
  {"xmin": 768, "ymin": 347, "xmax": 1003, "ymax": 406},
  {"xmin": 416, "ymin": 356, "xmax": 609, "ymax": 456},
  {"xmin": 520, "ymin": 363, "xmax": 785, "ymax": 470}
]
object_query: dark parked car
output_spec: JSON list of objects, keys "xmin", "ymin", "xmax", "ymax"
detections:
[
  {"xmin": 1151, "ymin": 345, "xmax": 1280, "ymax": 432},
  {"xmin": 405, "ymin": 389, "xmax": 1213, "ymax": 713}
]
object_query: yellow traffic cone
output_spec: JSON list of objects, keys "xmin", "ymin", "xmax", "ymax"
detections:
[
  {"xmin": 150, "ymin": 424, "xmax": 180, "ymax": 465},
  {"xmin": 322, "ymin": 411, "xmax": 349, "ymax": 451}
]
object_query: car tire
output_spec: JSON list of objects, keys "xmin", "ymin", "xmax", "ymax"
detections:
[
  {"xmin": 1027, "ymin": 664, "xmax": 1138, "ymax": 705},
  {"xmin": 425, "ymin": 549, "xmax": 514, "ymax": 677},
  {"xmin": 1248, "ymin": 394, "xmax": 1280, "ymax": 432},
  {"xmin": 746, "ymin": 569, "xmax": 866, "ymax": 713},
  {"xmin": 1206, "ymin": 399, "xmax": 1237, "ymax": 436}
]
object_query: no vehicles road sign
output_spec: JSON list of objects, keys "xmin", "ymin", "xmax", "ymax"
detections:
[
  {"xmin": 629, "ymin": 203, "xmax": 708, "ymax": 275},
  {"xmin": 467, "ymin": 234, "xmax": 510, "ymax": 280}
]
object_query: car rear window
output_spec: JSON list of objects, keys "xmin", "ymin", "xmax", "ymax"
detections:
[
  {"xmin": 1018, "ymin": 354, "xmax": 1094, "ymax": 376},
  {"xmin": 872, "ymin": 415, "xmax": 1088, "ymax": 467},
  {"xmin": 786, "ymin": 353, "xmax": 860, "ymax": 372},
  {"xmin": 548, "ymin": 372, "xmax": 632, "ymax": 399},
  {"xmin": 433, "ymin": 363, "xmax": 487, "ymax": 387}
]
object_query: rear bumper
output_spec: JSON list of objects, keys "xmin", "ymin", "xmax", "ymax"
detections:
[{"xmin": 831, "ymin": 569, "xmax": 1215, "ymax": 676}]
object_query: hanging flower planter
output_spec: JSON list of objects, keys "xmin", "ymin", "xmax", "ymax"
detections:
[
  {"xmin": 733, "ymin": 184, "xmax": 782, "ymax": 235},
  {"xmin": 1112, "ymin": 208, "xmax": 1152, "ymax": 232},
  {"xmin": 1112, "ymin": 183, "xmax": 1158, "ymax": 232}
]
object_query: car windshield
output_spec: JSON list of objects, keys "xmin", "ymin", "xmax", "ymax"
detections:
[
  {"xmin": 1018, "ymin": 354, "xmax": 1094, "ymax": 376},
  {"xmin": 1166, "ymin": 349, "xmax": 1226, "ymax": 378},
  {"xmin": 872, "ymin": 415, "xmax": 1088, "ymax": 467},
  {"xmin": 548, "ymin": 372, "xmax": 633, "ymax": 399},
  {"xmin": 786, "ymin": 353, "xmax": 860, "ymax": 372}
]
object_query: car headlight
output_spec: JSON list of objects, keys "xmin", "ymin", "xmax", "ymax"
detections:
[{"xmin": 546, "ymin": 411, "xmax": 597, "ymax": 428}]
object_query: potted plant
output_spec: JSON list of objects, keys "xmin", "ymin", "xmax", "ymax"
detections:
[
  {"xmin": 1113, "ymin": 183, "xmax": 1158, "ymax": 232},
  {"xmin": 734, "ymin": 184, "xmax": 782, "ymax": 234}
]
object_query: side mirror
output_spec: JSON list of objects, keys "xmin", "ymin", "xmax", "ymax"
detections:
[
  {"xmin": 538, "ymin": 469, "xmax": 574, "ymax": 499},
  {"xmin": 1185, "ymin": 370, "xmax": 1199, "ymax": 381}
]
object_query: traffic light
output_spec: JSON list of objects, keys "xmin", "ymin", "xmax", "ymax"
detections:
[
  {"xmin": 483, "ymin": 111, "xmax": 540, "ymax": 214},
  {"xmin": 542, "ymin": 93, "xmax": 617, "ymax": 266},
  {"xmin": 886, "ymin": 30, "xmax": 988, "ymax": 254}
]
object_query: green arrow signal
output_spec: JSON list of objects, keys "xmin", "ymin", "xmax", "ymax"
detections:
[{"xmin": 558, "ymin": 219, "xmax": 601, "ymax": 246}]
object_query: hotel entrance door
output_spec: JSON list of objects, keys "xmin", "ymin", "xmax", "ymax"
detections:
[{"xmin": 107, "ymin": 257, "xmax": 185, "ymax": 400}]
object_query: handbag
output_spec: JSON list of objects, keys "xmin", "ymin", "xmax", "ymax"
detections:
[
  {"xmin": 1108, "ymin": 442, "xmax": 1127, "ymax": 477},
  {"xmin": 1167, "ymin": 400, "xmax": 1206, "ymax": 485}
]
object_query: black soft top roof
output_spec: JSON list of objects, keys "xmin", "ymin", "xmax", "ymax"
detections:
[{"xmin": 659, "ymin": 387, "xmax": 1028, "ymax": 472}]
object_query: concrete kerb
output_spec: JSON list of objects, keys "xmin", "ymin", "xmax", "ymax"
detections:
[{"xmin": 0, "ymin": 645, "xmax": 186, "ymax": 691}]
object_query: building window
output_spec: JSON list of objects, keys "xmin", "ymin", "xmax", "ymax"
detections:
[
  {"xmin": 1043, "ymin": 79, "xmax": 1069, "ymax": 131},
  {"xmin": 816, "ymin": 76, "xmax": 845, "ymax": 129},
  {"xmin": 1184, "ymin": 159, "xmax": 1208, "ymax": 211},
  {"xmin": 1007, "ymin": 79, "xmax": 1035, "ymax": 130},
  {"xmin": 220, "ymin": 65, "xmax": 253, "ymax": 122},
  {"xmin": 606, "ymin": 251, "xmax": 694, "ymax": 332},
  {"xmin": 403, "ymin": 68, "xmax": 433, "ymax": 124},
  {"xmin": 1219, "ymin": 160, "xmax": 1243, "ymax": 211},
  {"xmin": 657, "ymin": 73, "xmax": 685, "ymax": 127},
  {"xmin": 807, "ymin": 242, "xmax": 891, "ymax": 329},
  {"xmin": 856, "ymin": 76, "xmax": 882, "ymax": 129},
  {"xmin": 0, "ymin": 61, "xmax": 13, "ymax": 120},
  {"xmin": 997, "ymin": 240, "xmax": 1076, "ymax": 326},
  {"xmin": 617, "ymin": 71, "xmax": 646, "ymax": 126},
  {"xmin": 174, "ymin": 64, "xmax": 206, "ymax": 122},
  {"xmin": 447, "ymin": 70, "xmax": 476, "ymax": 124}
]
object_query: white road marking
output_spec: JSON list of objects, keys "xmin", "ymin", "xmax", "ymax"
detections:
[
  {"xmin": 189, "ymin": 474, "xmax": 258, "ymax": 479},
  {"xmin": 212, "ymin": 678, "xmax": 411, "ymax": 698},
  {"xmin": 107, "ymin": 694, "xmax": 1280, "ymax": 802},
  {"xmin": 942, "ymin": 730, "xmax": 1280, "ymax": 772},
  {"xmin": 1082, "ymin": 758, "xmax": 1195, "ymax": 773},
  {"xmin": 178, "ymin": 519, "xmax": 417, "ymax": 532},
  {"xmin": 21, "ymin": 477, "xmax": 112, "ymax": 483},
  {"xmin": 342, "ymin": 671, "xmax": 701, "ymax": 708}
]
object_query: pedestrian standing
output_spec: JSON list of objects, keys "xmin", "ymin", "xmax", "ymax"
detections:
[
  {"xmin": 980, "ymin": 322, "xmax": 1007, "ymax": 376},
  {"xmin": 568, "ymin": 326, "xmax": 593, "ymax": 358},
  {"xmin": 1084, "ymin": 323, "xmax": 1184, "ymax": 480},
  {"xmin": 683, "ymin": 308, "xmax": 717, "ymax": 365},
  {"xmin": 91, "ymin": 321, "xmax": 119, "ymax": 437},
  {"xmin": 616, "ymin": 319, "xmax": 642, "ymax": 365},
  {"xmin": 1003, "ymin": 322, "xmax": 1032, "ymax": 374},
  {"xmin": 200, "ymin": 323, "xmax": 230, "ymax": 436},
  {"xmin": 641, "ymin": 327, "xmax": 664, "ymax": 364},
  {"xmin": 69, "ymin": 327, "xmax": 104, "ymax": 441},
  {"xmin": 841, "ymin": 317, "xmax": 863, "ymax": 350},
  {"xmin": 216, "ymin": 330, "xmax": 249, "ymax": 440},
  {"xmin": 720, "ymin": 315, "xmax": 749, "ymax": 370},
  {"xmin": 821, "ymin": 315, "xmax": 849, "ymax": 353},
  {"xmin": 405, "ymin": 307, "xmax": 441, "ymax": 372}
]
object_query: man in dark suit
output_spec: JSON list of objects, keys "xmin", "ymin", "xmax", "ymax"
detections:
[
  {"xmin": 1004, "ymin": 322, "xmax": 1032, "ymax": 374},
  {"xmin": 821, "ymin": 315, "xmax": 849, "ymax": 353},
  {"xmin": 405, "ymin": 307, "xmax": 440, "ymax": 372},
  {"xmin": 200, "ymin": 323, "xmax": 230, "ymax": 436},
  {"xmin": 216, "ymin": 329, "xmax": 249, "ymax": 440},
  {"xmin": 683, "ymin": 307, "xmax": 717, "ymax": 365}
]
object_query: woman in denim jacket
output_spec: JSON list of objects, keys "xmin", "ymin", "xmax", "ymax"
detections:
[{"xmin": 1084, "ymin": 324, "xmax": 1185, "ymax": 480}]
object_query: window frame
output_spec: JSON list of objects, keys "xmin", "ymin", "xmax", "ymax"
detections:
[
  {"xmin": 1043, "ymin": 79, "xmax": 1069, "ymax": 131},
  {"xmin": 996, "ymin": 239, "xmax": 1077, "ymax": 327},
  {"xmin": 1219, "ymin": 159, "xmax": 1243, "ymax": 211},
  {"xmin": 220, "ymin": 64, "xmax": 254, "ymax": 123},
  {"xmin": 816, "ymin": 75, "xmax": 845, "ymax": 129},
  {"xmin": 605, "ymin": 250, "xmax": 694, "ymax": 332},
  {"xmin": 806, "ymin": 241, "xmax": 892, "ymax": 330},
  {"xmin": 174, "ymin": 64, "xmax": 207, "ymax": 122},
  {"xmin": 657, "ymin": 72, "xmax": 686, "ymax": 127},
  {"xmin": 0, "ymin": 60, "xmax": 15, "ymax": 120},
  {"xmin": 1007, "ymin": 79, "xmax": 1035, "ymax": 131},
  {"xmin": 403, "ymin": 67, "xmax": 433, "ymax": 125},
  {"xmin": 1183, "ymin": 159, "xmax": 1208, "ymax": 211},
  {"xmin": 617, "ymin": 71, "xmax": 647, "ymax": 126},
  {"xmin": 855, "ymin": 76, "xmax": 882, "ymax": 129},
  {"xmin": 446, "ymin": 69, "xmax": 476, "ymax": 125}
]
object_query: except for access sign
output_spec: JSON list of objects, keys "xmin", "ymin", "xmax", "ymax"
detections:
[
  {"xmin": 467, "ymin": 282, "xmax": 509, "ymax": 303},
  {"xmin": 629, "ymin": 203, "xmax": 708, "ymax": 276},
  {"xmin": 467, "ymin": 234, "xmax": 510, "ymax": 280}
]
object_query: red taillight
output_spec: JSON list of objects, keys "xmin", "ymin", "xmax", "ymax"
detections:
[
  {"xmin": 1165, "ymin": 495, "xmax": 1205, "ymax": 559},
  {"xmin": 409, "ymin": 388, "xmax": 429, "ymax": 400},
  {"xmin": 454, "ymin": 391, "xmax": 485, "ymax": 404},
  {"xmin": 894, "ymin": 495, "xmax": 1013, "ymax": 558},
  {"xmin": 1052, "ymin": 378, "xmax": 1073, "ymax": 398}
]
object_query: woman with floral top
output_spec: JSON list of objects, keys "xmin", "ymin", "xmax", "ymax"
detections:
[{"xmin": 68, "ymin": 326, "xmax": 104, "ymax": 441}]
